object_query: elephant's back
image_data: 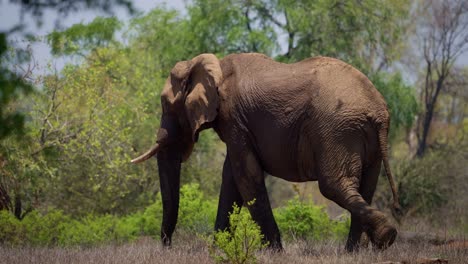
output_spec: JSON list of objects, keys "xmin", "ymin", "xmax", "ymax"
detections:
[
  {"xmin": 299, "ymin": 57, "xmax": 389, "ymax": 125},
  {"xmin": 222, "ymin": 53, "xmax": 389, "ymax": 127}
]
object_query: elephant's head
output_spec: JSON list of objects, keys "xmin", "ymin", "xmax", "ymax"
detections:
[{"xmin": 131, "ymin": 54, "xmax": 222, "ymax": 246}]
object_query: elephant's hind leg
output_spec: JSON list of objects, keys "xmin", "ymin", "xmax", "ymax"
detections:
[
  {"xmin": 317, "ymin": 154, "xmax": 396, "ymax": 251},
  {"xmin": 345, "ymin": 158, "xmax": 381, "ymax": 252}
]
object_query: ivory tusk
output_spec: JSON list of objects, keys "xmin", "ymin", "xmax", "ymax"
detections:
[{"xmin": 131, "ymin": 143, "xmax": 160, "ymax": 163}]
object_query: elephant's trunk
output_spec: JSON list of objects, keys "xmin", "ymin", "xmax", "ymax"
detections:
[
  {"xmin": 131, "ymin": 143, "xmax": 161, "ymax": 163},
  {"xmin": 157, "ymin": 155, "xmax": 181, "ymax": 246}
]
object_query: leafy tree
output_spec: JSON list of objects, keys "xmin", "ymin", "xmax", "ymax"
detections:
[
  {"xmin": 248, "ymin": 0, "xmax": 410, "ymax": 70},
  {"xmin": 1, "ymin": 0, "xmax": 134, "ymax": 141},
  {"xmin": 0, "ymin": 34, "xmax": 33, "ymax": 140},
  {"xmin": 0, "ymin": 0, "xmax": 134, "ymax": 216},
  {"xmin": 371, "ymin": 73, "xmax": 419, "ymax": 139},
  {"xmin": 186, "ymin": 0, "xmax": 277, "ymax": 56},
  {"xmin": 47, "ymin": 17, "xmax": 122, "ymax": 56},
  {"xmin": 1, "ymin": 1, "xmax": 421, "ymax": 219}
]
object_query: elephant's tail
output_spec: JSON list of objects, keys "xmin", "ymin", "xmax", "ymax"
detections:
[{"xmin": 377, "ymin": 119, "xmax": 402, "ymax": 215}]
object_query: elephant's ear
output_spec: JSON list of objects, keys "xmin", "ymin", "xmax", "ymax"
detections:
[{"xmin": 185, "ymin": 54, "xmax": 222, "ymax": 142}]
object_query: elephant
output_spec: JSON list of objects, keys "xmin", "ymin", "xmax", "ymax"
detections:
[{"xmin": 131, "ymin": 53, "xmax": 400, "ymax": 252}]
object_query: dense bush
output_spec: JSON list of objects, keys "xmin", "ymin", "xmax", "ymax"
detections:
[
  {"xmin": 396, "ymin": 144, "xmax": 466, "ymax": 217},
  {"xmin": 0, "ymin": 185, "xmax": 350, "ymax": 247},
  {"xmin": 0, "ymin": 184, "xmax": 215, "ymax": 246},
  {"xmin": 0, "ymin": 210, "xmax": 22, "ymax": 246},
  {"xmin": 274, "ymin": 197, "xmax": 350, "ymax": 241},
  {"xmin": 22, "ymin": 210, "xmax": 70, "ymax": 246},
  {"xmin": 178, "ymin": 184, "xmax": 217, "ymax": 234}
]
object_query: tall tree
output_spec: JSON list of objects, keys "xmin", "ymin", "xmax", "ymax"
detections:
[
  {"xmin": 0, "ymin": 0, "xmax": 134, "ymax": 216},
  {"xmin": 1, "ymin": 0, "xmax": 134, "ymax": 139},
  {"xmin": 415, "ymin": 0, "xmax": 468, "ymax": 157},
  {"xmin": 248, "ymin": 0, "xmax": 410, "ymax": 71}
]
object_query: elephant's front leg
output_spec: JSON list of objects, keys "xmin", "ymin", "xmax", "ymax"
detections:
[
  {"xmin": 215, "ymin": 154, "xmax": 243, "ymax": 231},
  {"xmin": 228, "ymin": 147, "xmax": 283, "ymax": 250}
]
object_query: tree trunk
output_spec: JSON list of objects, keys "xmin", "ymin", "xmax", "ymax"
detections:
[
  {"xmin": 14, "ymin": 194, "xmax": 22, "ymax": 219},
  {"xmin": 417, "ymin": 77, "xmax": 445, "ymax": 157},
  {"xmin": 416, "ymin": 103, "xmax": 434, "ymax": 157},
  {"xmin": 0, "ymin": 183, "xmax": 11, "ymax": 211}
]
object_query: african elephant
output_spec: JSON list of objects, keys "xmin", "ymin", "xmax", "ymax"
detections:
[{"xmin": 131, "ymin": 53, "xmax": 400, "ymax": 252}]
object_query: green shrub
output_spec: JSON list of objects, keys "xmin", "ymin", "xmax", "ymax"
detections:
[
  {"xmin": 330, "ymin": 214, "xmax": 351, "ymax": 240},
  {"xmin": 396, "ymin": 148, "xmax": 452, "ymax": 215},
  {"xmin": 274, "ymin": 197, "xmax": 349, "ymax": 241},
  {"xmin": 57, "ymin": 214, "xmax": 119, "ymax": 246},
  {"xmin": 178, "ymin": 183, "xmax": 217, "ymax": 234},
  {"xmin": 141, "ymin": 195, "xmax": 163, "ymax": 238},
  {"xmin": 21, "ymin": 210, "xmax": 70, "ymax": 246},
  {"xmin": 114, "ymin": 212, "xmax": 145, "ymax": 242},
  {"xmin": 208, "ymin": 202, "xmax": 267, "ymax": 264},
  {"xmin": 0, "ymin": 210, "xmax": 23, "ymax": 246},
  {"xmin": 0, "ymin": 185, "xmax": 350, "ymax": 247}
]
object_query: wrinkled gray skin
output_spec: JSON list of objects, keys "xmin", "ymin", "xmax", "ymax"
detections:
[{"xmin": 132, "ymin": 53, "xmax": 400, "ymax": 252}]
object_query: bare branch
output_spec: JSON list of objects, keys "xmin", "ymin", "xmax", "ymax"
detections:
[{"xmin": 416, "ymin": 0, "xmax": 468, "ymax": 157}]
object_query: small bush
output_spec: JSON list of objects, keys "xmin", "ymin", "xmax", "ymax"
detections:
[
  {"xmin": 208, "ymin": 201, "xmax": 267, "ymax": 264},
  {"xmin": 396, "ymin": 148, "xmax": 453, "ymax": 216},
  {"xmin": 178, "ymin": 183, "xmax": 217, "ymax": 234},
  {"xmin": 114, "ymin": 212, "xmax": 145, "ymax": 242},
  {"xmin": 21, "ymin": 210, "xmax": 70, "ymax": 246},
  {"xmin": 58, "ymin": 214, "xmax": 119, "ymax": 246},
  {"xmin": 141, "ymin": 195, "xmax": 163, "ymax": 238},
  {"xmin": 0, "ymin": 210, "xmax": 23, "ymax": 246},
  {"xmin": 274, "ymin": 197, "xmax": 349, "ymax": 241}
]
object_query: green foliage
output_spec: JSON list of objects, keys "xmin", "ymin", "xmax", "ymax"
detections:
[
  {"xmin": 0, "ymin": 1, "xmax": 436, "ymax": 248},
  {"xmin": 250, "ymin": 0, "xmax": 411, "ymax": 69},
  {"xmin": 396, "ymin": 146, "xmax": 463, "ymax": 216},
  {"xmin": 1, "ymin": 1, "xmax": 418, "ymax": 219},
  {"xmin": 0, "ymin": 184, "xmax": 218, "ymax": 246},
  {"xmin": 0, "ymin": 210, "xmax": 22, "ymax": 246},
  {"xmin": 21, "ymin": 210, "xmax": 70, "ymax": 246},
  {"xmin": 140, "ymin": 195, "xmax": 162, "ymax": 238},
  {"xmin": 274, "ymin": 197, "xmax": 349, "ymax": 241},
  {"xmin": 371, "ymin": 72, "xmax": 419, "ymax": 138},
  {"xmin": 113, "ymin": 212, "xmax": 146, "ymax": 242},
  {"xmin": 48, "ymin": 17, "xmax": 122, "ymax": 56},
  {"xmin": 181, "ymin": 130, "xmax": 224, "ymax": 195},
  {"xmin": 178, "ymin": 184, "xmax": 217, "ymax": 234},
  {"xmin": 58, "ymin": 214, "xmax": 121, "ymax": 246},
  {"xmin": 0, "ymin": 187, "xmax": 353, "ymax": 247},
  {"xmin": 0, "ymin": 36, "xmax": 163, "ymax": 216},
  {"xmin": 208, "ymin": 202, "xmax": 267, "ymax": 264},
  {"xmin": 186, "ymin": 0, "xmax": 277, "ymax": 56},
  {"xmin": 0, "ymin": 33, "xmax": 33, "ymax": 140}
]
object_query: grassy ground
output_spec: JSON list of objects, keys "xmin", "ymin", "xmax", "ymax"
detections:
[{"xmin": 1, "ymin": 234, "xmax": 466, "ymax": 264}]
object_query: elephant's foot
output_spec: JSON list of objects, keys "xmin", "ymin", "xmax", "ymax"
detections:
[
  {"xmin": 369, "ymin": 222, "xmax": 397, "ymax": 250},
  {"xmin": 265, "ymin": 239, "xmax": 284, "ymax": 252},
  {"xmin": 345, "ymin": 232, "xmax": 370, "ymax": 252}
]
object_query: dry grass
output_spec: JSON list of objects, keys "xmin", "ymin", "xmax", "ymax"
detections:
[{"xmin": 1, "ymin": 234, "xmax": 466, "ymax": 264}]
